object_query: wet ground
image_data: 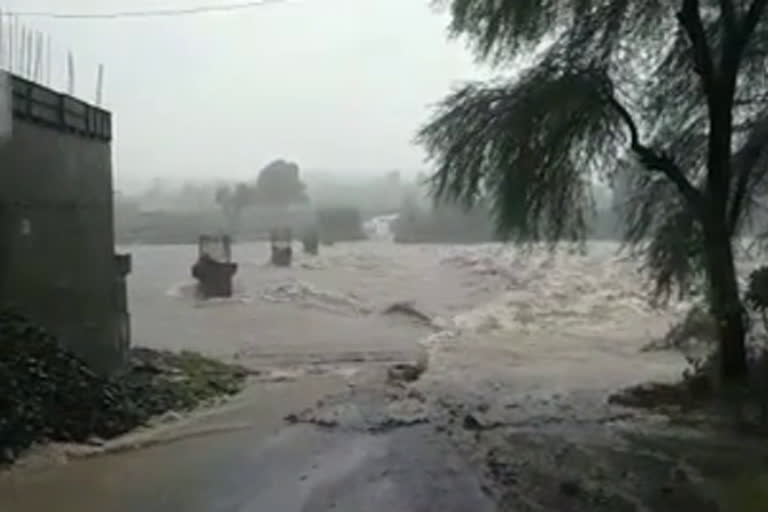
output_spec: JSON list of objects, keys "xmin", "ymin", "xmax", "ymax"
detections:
[
  {"xmin": 0, "ymin": 374, "xmax": 492, "ymax": 512},
  {"xmin": 1, "ymin": 241, "xmax": 501, "ymax": 511},
  {"xmin": 1, "ymin": 240, "xmax": 766, "ymax": 511}
]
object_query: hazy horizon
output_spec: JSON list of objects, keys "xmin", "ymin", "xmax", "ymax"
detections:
[{"xmin": 2, "ymin": 0, "xmax": 489, "ymax": 192}]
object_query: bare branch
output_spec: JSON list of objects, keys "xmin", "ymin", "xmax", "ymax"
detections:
[
  {"xmin": 677, "ymin": 0, "xmax": 716, "ymax": 94},
  {"xmin": 608, "ymin": 95, "xmax": 706, "ymax": 214},
  {"xmin": 729, "ymin": 111, "xmax": 768, "ymax": 231},
  {"xmin": 741, "ymin": 0, "xmax": 768, "ymax": 41},
  {"xmin": 718, "ymin": 0, "xmax": 736, "ymax": 35},
  {"xmin": 722, "ymin": 0, "xmax": 768, "ymax": 76}
]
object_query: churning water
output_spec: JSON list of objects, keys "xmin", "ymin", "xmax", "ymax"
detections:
[
  {"xmin": 120, "ymin": 235, "xmax": 704, "ymax": 389},
  {"xmin": 7, "ymin": 224, "xmax": 762, "ymax": 511}
]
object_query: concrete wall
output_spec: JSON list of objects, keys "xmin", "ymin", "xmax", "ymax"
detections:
[{"xmin": 0, "ymin": 72, "xmax": 129, "ymax": 375}]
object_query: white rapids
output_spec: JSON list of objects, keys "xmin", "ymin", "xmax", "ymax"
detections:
[{"xmin": 6, "ymin": 229, "xmax": 763, "ymax": 512}]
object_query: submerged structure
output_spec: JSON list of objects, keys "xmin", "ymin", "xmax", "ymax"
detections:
[
  {"xmin": 270, "ymin": 227, "xmax": 293, "ymax": 266},
  {"xmin": 301, "ymin": 227, "xmax": 319, "ymax": 255},
  {"xmin": 191, "ymin": 234, "xmax": 237, "ymax": 298},
  {"xmin": 0, "ymin": 72, "xmax": 130, "ymax": 375}
]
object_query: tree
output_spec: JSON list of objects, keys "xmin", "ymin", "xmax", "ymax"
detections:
[
  {"xmin": 215, "ymin": 182, "xmax": 253, "ymax": 233},
  {"xmin": 417, "ymin": 0, "xmax": 768, "ymax": 381},
  {"xmin": 251, "ymin": 159, "xmax": 308, "ymax": 206},
  {"xmin": 214, "ymin": 159, "xmax": 308, "ymax": 232}
]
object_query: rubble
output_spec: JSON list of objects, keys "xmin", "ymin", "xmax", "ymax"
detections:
[{"xmin": 0, "ymin": 308, "xmax": 250, "ymax": 465}]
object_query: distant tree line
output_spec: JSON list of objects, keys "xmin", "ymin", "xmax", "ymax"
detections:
[{"xmin": 214, "ymin": 159, "xmax": 308, "ymax": 233}]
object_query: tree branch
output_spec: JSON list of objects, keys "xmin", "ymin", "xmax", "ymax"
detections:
[
  {"xmin": 728, "ymin": 113, "xmax": 768, "ymax": 232},
  {"xmin": 719, "ymin": 0, "xmax": 736, "ymax": 34},
  {"xmin": 722, "ymin": 0, "xmax": 768, "ymax": 76},
  {"xmin": 609, "ymin": 95, "xmax": 705, "ymax": 214},
  {"xmin": 722, "ymin": 0, "xmax": 768, "ymax": 232},
  {"xmin": 742, "ymin": 0, "xmax": 768, "ymax": 38},
  {"xmin": 677, "ymin": 0, "xmax": 716, "ymax": 94}
]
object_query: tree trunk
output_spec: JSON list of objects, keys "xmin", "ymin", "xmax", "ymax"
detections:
[{"xmin": 702, "ymin": 221, "xmax": 748, "ymax": 382}]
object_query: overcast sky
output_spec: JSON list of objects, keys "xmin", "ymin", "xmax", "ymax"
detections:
[{"xmin": 1, "ymin": 0, "xmax": 487, "ymax": 191}]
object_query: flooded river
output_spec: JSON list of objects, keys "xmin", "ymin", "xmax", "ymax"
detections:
[
  {"xmin": 4, "ymin": 236, "xmax": 759, "ymax": 511},
  {"xmin": 121, "ymin": 239, "xmax": 686, "ymax": 386},
  {"xmin": 127, "ymin": 241, "xmax": 497, "ymax": 365}
]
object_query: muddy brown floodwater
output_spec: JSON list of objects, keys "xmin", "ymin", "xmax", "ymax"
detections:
[{"xmin": 1, "ymin": 239, "xmax": 766, "ymax": 511}]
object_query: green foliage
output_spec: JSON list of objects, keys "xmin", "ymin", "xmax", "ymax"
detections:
[
  {"xmin": 214, "ymin": 159, "xmax": 308, "ymax": 232},
  {"xmin": 315, "ymin": 207, "xmax": 366, "ymax": 243},
  {"xmin": 712, "ymin": 473, "xmax": 768, "ymax": 512},
  {"xmin": 745, "ymin": 265, "xmax": 768, "ymax": 343},
  {"xmin": 641, "ymin": 203, "xmax": 708, "ymax": 303},
  {"xmin": 417, "ymin": 68, "xmax": 619, "ymax": 243},
  {"xmin": 746, "ymin": 266, "xmax": 768, "ymax": 312},
  {"xmin": 393, "ymin": 198, "xmax": 498, "ymax": 243},
  {"xmin": 664, "ymin": 303, "xmax": 717, "ymax": 350},
  {"xmin": 419, "ymin": 0, "xmax": 768, "ymax": 299},
  {"xmin": 251, "ymin": 159, "xmax": 308, "ymax": 206}
]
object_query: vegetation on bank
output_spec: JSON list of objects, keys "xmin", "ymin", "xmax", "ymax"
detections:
[
  {"xmin": 0, "ymin": 308, "xmax": 250, "ymax": 465},
  {"xmin": 115, "ymin": 207, "xmax": 369, "ymax": 246},
  {"xmin": 214, "ymin": 159, "xmax": 309, "ymax": 234},
  {"xmin": 116, "ymin": 184, "xmax": 625, "ymax": 246},
  {"xmin": 418, "ymin": 0, "xmax": 768, "ymax": 383},
  {"xmin": 115, "ymin": 209, "xmax": 227, "ymax": 245},
  {"xmin": 315, "ymin": 207, "xmax": 367, "ymax": 243},
  {"xmin": 115, "ymin": 161, "xmax": 370, "ymax": 245},
  {"xmin": 115, "ymin": 200, "xmax": 627, "ymax": 246},
  {"xmin": 612, "ymin": 265, "xmax": 768, "ymax": 434},
  {"xmin": 116, "ymin": 159, "xmax": 367, "ymax": 245},
  {"xmin": 391, "ymin": 197, "xmax": 625, "ymax": 244},
  {"xmin": 116, "ymin": 157, "xmax": 627, "ymax": 246},
  {"xmin": 392, "ymin": 199, "xmax": 499, "ymax": 244}
]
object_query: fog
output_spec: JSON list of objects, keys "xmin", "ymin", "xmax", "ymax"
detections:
[
  {"xmin": 118, "ymin": 169, "xmax": 420, "ymax": 213},
  {"xmin": 4, "ymin": 0, "xmax": 490, "ymax": 192},
  {"xmin": 111, "ymin": 161, "xmax": 626, "ymax": 247},
  {"xmin": 7, "ymin": 2, "xmax": 625, "ymax": 244}
]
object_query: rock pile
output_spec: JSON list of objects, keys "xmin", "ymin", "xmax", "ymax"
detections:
[{"xmin": 0, "ymin": 308, "xmax": 249, "ymax": 465}]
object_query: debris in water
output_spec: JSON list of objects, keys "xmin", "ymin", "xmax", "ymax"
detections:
[
  {"xmin": 382, "ymin": 301, "xmax": 433, "ymax": 326},
  {"xmin": 461, "ymin": 413, "xmax": 503, "ymax": 431},
  {"xmin": 368, "ymin": 416, "xmax": 429, "ymax": 433},
  {"xmin": 463, "ymin": 414, "xmax": 483, "ymax": 431},
  {"xmin": 387, "ymin": 362, "xmax": 425, "ymax": 384}
]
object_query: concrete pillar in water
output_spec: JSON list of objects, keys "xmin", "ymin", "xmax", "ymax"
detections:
[
  {"xmin": 191, "ymin": 235, "xmax": 238, "ymax": 299},
  {"xmin": 270, "ymin": 227, "xmax": 293, "ymax": 266},
  {"xmin": 301, "ymin": 227, "xmax": 319, "ymax": 255}
]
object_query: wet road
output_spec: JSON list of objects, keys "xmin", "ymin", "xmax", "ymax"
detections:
[
  {"xmin": 1, "ymin": 416, "xmax": 495, "ymax": 512},
  {"xmin": 0, "ymin": 371, "xmax": 495, "ymax": 512},
  {"xmin": 1, "ymin": 241, "xmax": 500, "ymax": 512}
]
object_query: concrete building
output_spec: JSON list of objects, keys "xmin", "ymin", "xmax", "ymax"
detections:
[{"xmin": 0, "ymin": 71, "xmax": 130, "ymax": 375}]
